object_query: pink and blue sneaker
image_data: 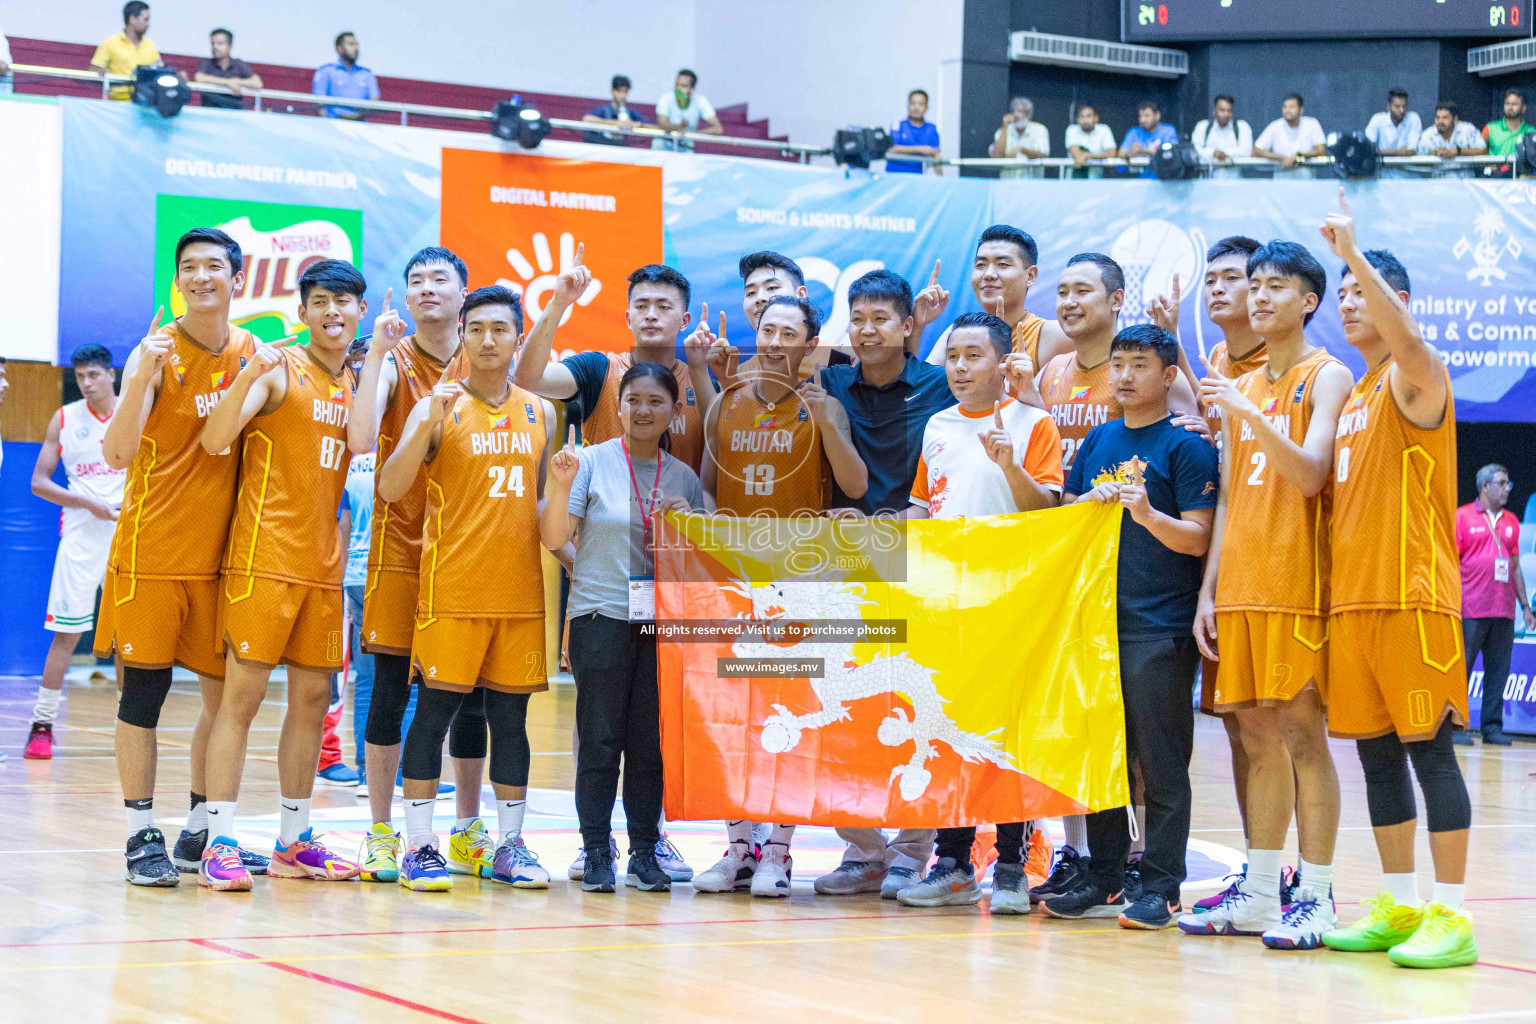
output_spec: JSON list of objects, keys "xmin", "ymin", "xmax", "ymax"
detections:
[
  {"xmin": 399, "ymin": 844, "xmax": 453, "ymax": 892},
  {"xmin": 200, "ymin": 836, "xmax": 253, "ymax": 891},
  {"xmin": 269, "ymin": 828, "xmax": 360, "ymax": 881},
  {"xmin": 491, "ymin": 836, "xmax": 550, "ymax": 889}
]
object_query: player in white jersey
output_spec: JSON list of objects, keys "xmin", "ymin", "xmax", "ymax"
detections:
[{"xmin": 24, "ymin": 346, "xmax": 127, "ymax": 759}]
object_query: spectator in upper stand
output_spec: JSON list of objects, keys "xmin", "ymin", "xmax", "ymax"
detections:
[
  {"xmin": 991, "ymin": 96, "xmax": 1049, "ymax": 179},
  {"xmin": 91, "ymin": 2, "xmax": 159, "ymax": 102},
  {"xmin": 653, "ymin": 68, "xmax": 722, "ymax": 152},
  {"xmin": 195, "ymin": 28, "xmax": 262, "ymax": 110},
  {"xmin": 1191, "ymin": 94, "xmax": 1253, "ymax": 166},
  {"xmin": 1483, "ymin": 89, "xmax": 1536, "ymax": 157},
  {"xmin": 1418, "ymin": 100, "xmax": 1486, "ymax": 159},
  {"xmin": 1364, "ymin": 88, "xmax": 1421, "ymax": 156},
  {"xmin": 1065, "ymin": 103, "xmax": 1118, "ymax": 178},
  {"xmin": 886, "ymin": 88, "xmax": 942, "ymax": 175},
  {"xmin": 1119, "ymin": 100, "xmax": 1179, "ymax": 177},
  {"xmin": 0, "ymin": 23, "xmax": 12, "ymax": 95},
  {"xmin": 583, "ymin": 74, "xmax": 650, "ymax": 146},
  {"xmin": 1253, "ymin": 93, "xmax": 1326, "ymax": 173},
  {"xmin": 313, "ymin": 31, "xmax": 379, "ymax": 121}
]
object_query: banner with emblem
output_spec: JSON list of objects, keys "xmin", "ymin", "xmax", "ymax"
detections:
[{"xmin": 654, "ymin": 502, "xmax": 1130, "ymax": 827}]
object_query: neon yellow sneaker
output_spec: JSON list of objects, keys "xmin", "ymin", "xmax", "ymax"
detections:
[
  {"xmin": 1322, "ymin": 892, "xmax": 1424, "ymax": 952},
  {"xmin": 1388, "ymin": 902, "xmax": 1478, "ymax": 969},
  {"xmin": 358, "ymin": 822, "xmax": 401, "ymax": 883},
  {"xmin": 447, "ymin": 818, "xmax": 494, "ymax": 877}
]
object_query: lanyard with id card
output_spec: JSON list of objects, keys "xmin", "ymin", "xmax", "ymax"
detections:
[
  {"xmin": 624, "ymin": 440, "xmax": 664, "ymax": 623},
  {"xmin": 1485, "ymin": 509, "xmax": 1512, "ymax": 583}
]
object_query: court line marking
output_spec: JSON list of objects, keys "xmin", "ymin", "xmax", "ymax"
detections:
[
  {"xmin": 190, "ymin": 939, "xmax": 487, "ymax": 1024},
  {"xmin": 1370, "ymin": 1012, "xmax": 1536, "ymax": 1023}
]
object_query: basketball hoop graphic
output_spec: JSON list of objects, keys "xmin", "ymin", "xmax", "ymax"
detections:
[{"xmin": 1109, "ymin": 219, "xmax": 1207, "ymax": 358}]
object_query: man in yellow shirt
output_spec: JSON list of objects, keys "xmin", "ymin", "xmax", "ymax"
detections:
[{"xmin": 91, "ymin": 2, "xmax": 159, "ymax": 101}]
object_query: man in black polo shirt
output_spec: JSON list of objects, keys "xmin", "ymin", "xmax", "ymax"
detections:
[
  {"xmin": 810, "ymin": 269, "xmax": 957, "ymax": 897},
  {"xmin": 194, "ymin": 28, "xmax": 262, "ymax": 109}
]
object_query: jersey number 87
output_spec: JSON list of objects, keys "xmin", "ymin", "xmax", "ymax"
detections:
[{"xmin": 320, "ymin": 436, "xmax": 346, "ymax": 471}]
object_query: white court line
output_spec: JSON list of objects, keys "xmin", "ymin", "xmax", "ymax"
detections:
[{"xmin": 1369, "ymin": 1012, "xmax": 1536, "ymax": 1024}]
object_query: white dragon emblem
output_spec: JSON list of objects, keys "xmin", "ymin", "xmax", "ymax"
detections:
[{"xmin": 725, "ymin": 576, "xmax": 1022, "ymax": 801}]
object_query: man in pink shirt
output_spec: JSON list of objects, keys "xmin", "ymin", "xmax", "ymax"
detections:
[{"xmin": 1455, "ymin": 463, "xmax": 1535, "ymax": 746}]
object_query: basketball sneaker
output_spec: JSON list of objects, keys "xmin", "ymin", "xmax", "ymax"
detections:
[
  {"xmin": 270, "ymin": 829, "xmax": 360, "ymax": 881},
  {"xmin": 896, "ymin": 857, "xmax": 981, "ymax": 908},
  {"xmin": 490, "ymin": 836, "xmax": 549, "ymax": 889},
  {"xmin": 358, "ymin": 822, "xmax": 402, "ymax": 882},
  {"xmin": 447, "ymin": 818, "xmax": 494, "ymax": 877},
  {"xmin": 172, "ymin": 828, "xmax": 270, "ymax": 875},
  {"xmin": 124, "ymin": 827, "xmax": 179, "ymax": 887},
  {"xmin": 654, "ymin": 835, "xmax": 693, "ymax": 882},
  {"xmin": 568, "ymin": 837, "xmax": 620, "ymax": 881},
  {"xmin": 1386, "ymin": 902, "xmax": 1478, "ymax": 969},
  {"xmin": 581, "ymin": 845, "xmax": 617, "ymax": 893},
  {"xmin": 1178, "ymin": 885, "xmax": 1282, "ymax": 936},
  {"xmin": 1029, "ymin": 845, "xmax": 1087, "ymax": 905},
  {"xmin": 23, "ymin": 723, "xmax": 53, "ymax": 759},
  {"xmin": 1023, "ymin": 826, "xmax": 1053, "ymax": 892},
  {"xmin": 989, "ymin": 862, "xmax": 1030, "ymax": 915},
  {"xmin": 315, "ymin": 763, "xmax": 359, "ymax": 787},
  {"xmin": 750, "ymin": 841, "xmax": 793, "ymax": 898},
  {"xmin": 881, "ymin": 865, "xmax": 918, "ymax": 899},
  {"xmin": 1039, "ymin": 882, "xmax": 1126, "ymax": 920},
  {"xmin": 1261, "ymin": 891, "xmax": 1337, "ymax": 950},
  {"xmin": 1191, "ymin": 870, "xmax": 1245, "ymax": 913},
  {"xmin": 693, "ymin": 841, "xmax": 759, "ymax": 893},
  {"xmin": 626, "ymin": 848, "xmax": 673, "ymax": 892},
  {"xmin": 1122, "ymin": 855, "xmax": 1144, "ymax": 902},
  {"xmin": 1120, "ymin": 890, "xmax": 1180, "ymax": 930},
  {"xmin": 1322, "ymin": 892, "xmax": 1425, "ymax": 952},
  {"xmin": 814, "ymin": 860, "xmax": 886, "ymax": 895},
  {"xmin": 199, "ymin": 837, "xmax": 252, "ymax": 892},
  {"xmin": 399, "ymin": 845, "xmax": 453, "ymax": 892}
]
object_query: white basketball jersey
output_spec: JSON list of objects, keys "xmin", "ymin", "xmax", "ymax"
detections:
[{"xmin": 58, "ymin": 399, "xmax": 126, "ymax": 519}]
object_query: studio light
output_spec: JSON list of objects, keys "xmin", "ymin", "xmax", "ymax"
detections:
[
  {"xmin": 1328, "ymin": 131, "xmax": 1380, "ymax": 179},
  {"xmin": 832, "ymin": 126, "xmax": 892, "ymax": 169},
  {"xmin": 133, "ymin": 65, "xmax": 190, "ymax": 118},
  {"xmin": 1152, "ymin": 141, "xmax": 1201, "ymax": 180},
  {"xmin": 492, "ymin": 97, "xmax": 552, "ymax": 149}
]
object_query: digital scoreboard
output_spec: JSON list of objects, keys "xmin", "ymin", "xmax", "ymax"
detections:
[{"xmin": 1123, "ymin": 0, "xmax": 1533, "ymax": 42}]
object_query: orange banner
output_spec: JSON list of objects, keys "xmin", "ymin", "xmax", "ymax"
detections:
[{"xmin": 439, "ymin": 149, "xmax": 662, "ymax": 355}]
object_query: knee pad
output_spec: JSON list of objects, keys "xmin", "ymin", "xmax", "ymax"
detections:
[
  {"xmin": 485, "ymin": 691, "xmax": 532, "ymax": 787},
  {"xmin": 448, "ymin": 687, "xmax": 489, "ymax": 760},
  {"xmin": 1407, "ymin": 722, "xmax": 1472, "ymax": 833},
  {"xmin": 116, "ymin": 666, "xmax": 174, "ymax": 729},
  {"xmin": 399, "ymin": 685, "xmax": 463, "ymax": 781},
  {"xmin": 363, "ymin": 653, "xmax": 413, "ymax": 747},
  {"xmin": 1356, "ymin": 733, "xmax": 1416, "ymax": 828}
]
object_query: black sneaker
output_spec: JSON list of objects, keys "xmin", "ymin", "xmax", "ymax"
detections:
[
  {"xmin": 1028, "ymin": 845, "xmax": 1087, "ymax": 905},
  {"xmin": 1118, "ymin": 889, "xmax": 1179, "ymax": 930},
  {"xmin": 1122, "ymin": 856, "xmax": 1144, "ymax": 902},
  {"xmin": 1039, "ymin": 882, "xmax": 1126, "ymax": 919},
  {"xmin": 125, "ymin": 827, "xmax": 180, "ymax": 887},
  {"xmin": 626, "ymin": 848, "xmax": 673, "ymax": 892},
  {"xmin": 1483, "ymin": 728, "xmax": 1513, "ymax": 746},
  {"xmin": 581, "ymin": 846, "xmax": 617, "ymax": 893},
  {"xmin": 174, "ymin": 828, "xmax": 269, "ymax": 875},
  {"xmin": 1452, "ymin": 730, "xmax": 1474, "ymax": 746}
]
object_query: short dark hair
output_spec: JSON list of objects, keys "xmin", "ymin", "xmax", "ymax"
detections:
[
  {"xmin": 404, "ymin": 246, "xmax": 467, "ymax": 288},
  {"xmin": 847, "ymin": 269, "xmax": 914, "ymax": 320},
  {"xmin": 1213, "ymin": 94, "xmax": 1235, "ymax": 108},
  {"xmin": 627, "ymin": 264, "xmax": 691, "ymax": 308},
  {"xmin": 1388, "ymin": 88, "xmax": 1409, "ymax": 102},
  {"xmin": 123, "ymin": 2, "xmax": 149, "ymax": 24},
  {"xmin": 210, "ymin": 27, "xmax": 233, "ymax": 44},
  {"xmin": 461, "ymin": 285, "xmax": 525, "ymax": 335},
  {"xmin": 71, "ymin": 344, "xmax": 114, "ymax": 371},
  {"xmin": 335, "ymin": 31, "xmax": 355, "ymax": 49},
  {"xmin": 1435, "ymin": 100, "xmax": 1459, "ymax": 119},
  {"xmin": 611, "ymin": 74, "xmax": 631, "ymax": 91},
  {"xmin": 1247, "ymin": 240, "xmax": 1327, "ymax": 325},
  {"xmin": 1111, "ymin": 324, "xmax": 1180, "ymax": 368},
  {"xmin": 977, "ymin": 224, "xmax": 1039, "ymax": 268},
  {"xmin": 677, "ymin": 68, "xmax": 698, "ymax": 86},
  {"xmin": 1065, "ymin": 252, "xmax": 1125, "ymax": 295},
  {"xmin": 1284, "ymin": 92, "xmax": 1305, "ymax": 107},
  {"xmin": 1077, "ymin": 103, "xmax": 1096, "ymax": 115},
  {"xmin": 1137, "ymin": 99, "xmax": 1160, "ymax": 114},
  {"xmin": 298, "ymin": 258, "xmax": 367, "ymax": 304},
  {"xmin": 739, "ymin": 251, "xmax": 805, "ymax": 289},
  {"xmin": 620, "ymin": 361, "xmax": 680, "ymax": 405},
  {"xmin": 1507, "ymin": 88, "xmax": 1527, "ymax": 103},
  {"xmin": 1206, "ymin": 235, "xmax": 1262, "ymax": 264},
  {"xmin": 175, "ymin": 227, "xmax": 242, "ymax": 275},
  {"xmin": 909, "ymin": 88, "xmax": 929, "ymax": 103},
  {"xmin": 949, "ymin": 311, "xmax": 1011, "ymax": 358},
  {"xmin": 760, "ymin": 295, "xmax": 820, "ymax": 338},
  {"xmin": 1357, "ymin": 249, "xmax": 1411, "ymax": 296}
]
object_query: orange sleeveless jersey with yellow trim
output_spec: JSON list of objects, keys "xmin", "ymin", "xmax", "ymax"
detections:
[
  {"xmin": 1205, "ymin": 339, "xmax": 1269, "ymax": 427},
  {"xmin": 578, "ymin": 353, "xmax": 704, "ymax": 474},
  {"xmin": 1331, "ymin": 359, "xmax": 1461, "ymax": 614},
  {"xmin": 222, "ymin": 352, "xmax": 353, "ymax": 590},
  {"xmin": 108, "ymin": 322, "xmax": 257, "ymax": 582},
  {"xmin": 418, "ymin": 383, "xmax": 547, "ymax": 621},
  {"xmin": 367, "ymin": 339, "xmax": 471, "ymax": 577},
  {"xmin": 1215, "ymin": 349, "xmax": 1344, "ymax": 615},
  {"xmin": 712, "ymin": 382, "xmax": 829, "ymax": 516},
  {"xmin": 1038, "ymin": 353, "xmax": 1120, "ymax": 472},
  {"xmin": 1011, "ymin": 312, "xmax": 1047, "ymax": 366}
]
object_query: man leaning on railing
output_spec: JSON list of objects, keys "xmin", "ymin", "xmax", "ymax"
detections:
[
  {"xmin": 195, "ymin": 28, "xmax": 262, "ymax": 110},
  {"xmin": 313, "ymin": 31, "xmax": 379, "ymax": 120}
]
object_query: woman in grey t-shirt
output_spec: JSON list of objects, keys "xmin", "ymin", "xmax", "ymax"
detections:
[{"xmin": 540, "ymin": 362, "xmax": 704, "ymax": 893}]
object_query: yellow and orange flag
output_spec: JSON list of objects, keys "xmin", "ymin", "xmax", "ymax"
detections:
[{"xmin": 655, "ymin": 502, "xmax": 1130, "ymax": 828}]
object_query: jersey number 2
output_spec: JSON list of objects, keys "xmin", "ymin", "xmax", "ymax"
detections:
[
  {"xmin": 1247, "ymin": 451, "xmax": 1266, "ymax": 486},
  {"xmin": 488, "ymin": 465, "xmax": 525, "ymax": 498}
]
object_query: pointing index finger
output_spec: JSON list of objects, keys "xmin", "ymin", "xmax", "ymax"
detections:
[
  {"xmin": 574, "ymin": 242, "xmax": 585, "ymax": 267},
  {"xmin": 1337, "ymin": 185, "xmax": 1350, "ymax": 217},
  {"xmin": 567, "ymin": 423, "xmax": 576, "ymax": 448},
  {"xmin": 928, "ymin": 258, "xmax": 941, "ymax": 287},
  {"xmin": 382, "ymin": 287, "xmax": 393, "ymax": 313},
  {"xmin": 149, "ymin": 306, "xmax": 164, "ymax": 334},
  {"xmin": 993, "ymin": 399, "xmax": 1003, "ymax": 428}
]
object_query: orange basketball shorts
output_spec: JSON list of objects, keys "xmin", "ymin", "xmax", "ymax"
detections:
[
  {"xmin": 1206, "ymin": 610, "xmax": 1329, "ymax": 713},
  {"xmin": 360, "ymin": 569, "xmax": 418, "ymax": 656},
  {"xmin": 220, "ymin": 575, "xmax": 344, "ymax": 672},
  {"xmin": 412, "ymin": 615, "xmax": 548, "ymax": 694},
  {"xmin": 94, "ymin": 568, "xmax": 225, "ymax": 679},
  {"xmin": 1327, "ymin": 609, "xmax": 1467, "ymax": 741}
]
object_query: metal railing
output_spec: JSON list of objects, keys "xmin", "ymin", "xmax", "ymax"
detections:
[
  {"xmin": 934, "ymin": 154, "xmax": 1516, "ymax": 176},
  {"xmin": 6, "ymin": 62, "xmax": 833, "ymax": 162}
]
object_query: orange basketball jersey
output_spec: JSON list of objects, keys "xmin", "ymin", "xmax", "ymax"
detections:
[
  {"xmin": 1011, "ymin": 312, "xmax": 1048, "ymax": 366},
  {"xmin": 108, "ymin": 322, "xmax": 257, "ymax": 582},
  {"xmin": 223, "ymin": 352, "xmax": 354, "ymax": 591},
  {"xmin": 1215, "ymin": 349, "xmax": 1344, "ymax": 615},
  {"xmin": 712, "ymin": 381, "xmax": 829, "ymax": 516},
  {"xmin": 418, "ymin": 383, "xmax": 547, "ymax": 621},
  {"xmin": 367, "ymin": 339, "xmax": 471, "ymax": 577},
  {"xmin": 1331, "ymin": 359, "xmax": 1461, "ymax": 615},
  {"xmin": 578, "ymin": 353, "xmax": 704, "ymax": 473},
  {"xmin": 1038, "ymin": 353, "xmax": 1120, "ymax": 472},
  {"xmin": 1205, "ymin": 338, "xmax": 1269, "ymax": 427}
]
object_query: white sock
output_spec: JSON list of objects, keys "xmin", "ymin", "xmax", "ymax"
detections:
[
  {"xmin": 124, "ymin": 799, "xmax": 154, "ymax": 833},
  {"xmin": 1383, "ymin": 871, "xmax": 1419, "ymax": 907},
  {"xmin": 768, "ymin": 823, "xmax": 796, "ymax": 846},
  {"xmin": 726, "ymin": 820, "xmax": 755, "ymax": 846},
  {"xmin": 1298, "ymin": 858, "xmax": 1333, "ymax": 899},
  {"xmin": 278, "ymin": 796, "xmax": 311, "ymax": 846},
  {"xmin": 206, "ymin": 801, "xmax": 238, "ymax": 844},
  {"xmin": 405, "ymin": 798, "xmax": 437, "ymax": 851},
  {"xmin": 1432, "ymin": 881, "xmax": 1466, "ymax": 910},
  {"xmin": 497, "ymin": 799, "xmax": 526, "ymax": 843},
  {"xmin": 1062, "ymin": 814, "xmax": 1088, "ymax": 855},
  {"xmin": 1244, "ymin": 848, "xmax": 1283, "ymax": 903},
  {"xmin": 454, "ymin": 816, "xmax": 478, "ymax": 831},
  {"xmin": 1129, "ymin": 805, "xmax": 1147, "ymax": 855},
  {"xmin": 187, "ymin": 795, "xmax": 208, "ymax": 832},
  {"xmin": 32, "ymin": 686, "xmax": 62, "ymax": 724}
]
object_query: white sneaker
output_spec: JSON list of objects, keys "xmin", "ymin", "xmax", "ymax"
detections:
[
  {"xmin": 568, "ymin": 837, "xmax": 619, "ymax": 881},
  {"xmin": 654, "ymin": 834, "xmax": 693, "ymax": 882},
  {"xmin": 814, "ymin": 859, "xmax": 886, "ymax": 895},
  {"xmin": 1261, "ymin": 890, "xmax": 1337, "ymax": 950},
  {"xmin": 881, "ymin": 865, "xmax": 918, "ymax": 899},
  {"xmin": 692, "ymin": 841, "xmax": 758, "ymax": 893},
  {"xmin": 751, "ymin": 842, "xmax": 793, "ymax": 898},
  {"xmin": 1177, "ymin": 885, "xmax": 1282, "ymax": 936}
]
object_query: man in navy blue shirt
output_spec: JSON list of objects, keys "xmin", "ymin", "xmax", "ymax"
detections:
[
  {"xmin": 582, "ymin": 74, "xmax": 651, "ymax": 146},
  {"xmin": 886, "ymin": 89, "xmax": 941, "ymax": 174},
  {"xmin": 1044, "ymin": 323, "xmax": 1218, "ymax": 930},
  {"xmin": 1119, "ymin": 100, "xmax": 1180, "ymax": 178},
  {"xmin": 312, "ymin": 32, "xmax": 379, "ymax": 120}
]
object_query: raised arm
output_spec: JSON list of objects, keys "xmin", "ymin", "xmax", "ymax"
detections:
[
  {"xmin": 700, "ymin": 397, "xmax": 721, "ymax": 512},
  {"xmin": 377, "ymin": 384, "xmax": 456, "ymax": 503},
  {"xmin": 511, "ymin": 245, "xmax": 588, "ymax": 400},
  {"xmin": 540, "ymin": 425, "xmax": 583, "ymax": 550},
  {"xmin": 201, "ymin": 341, "xmax": 287, "ymax": 454},
  {"xmin": 977, "ymin": 401, "xmax": 1055, "ymax": 512},
  {"xmin": 102, "ymin": 310, "xmax": 169, "ymax": 469},
  {"xmin": 1194, "ymin": 417, "xmax": 1234, "ymax": 660},
  {"xmin": 908, "ymin": 259, "xmax": 949, "ymax": 353},
  {"xmin": 348, "ymin": 287, "xmax": 406, "ymax": 452}
]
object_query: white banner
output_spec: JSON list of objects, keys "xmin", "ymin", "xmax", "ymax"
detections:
[{"xmin": 0, "ymin": 98, "xmax": 62, "ymax": 362}]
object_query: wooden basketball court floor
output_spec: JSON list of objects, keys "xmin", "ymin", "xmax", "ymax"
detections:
[{"xmin": 1, "ymin": 668, "xmax": 1533, "ymax": 1024}]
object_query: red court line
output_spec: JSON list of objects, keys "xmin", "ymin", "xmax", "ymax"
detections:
[
  {"xmin": 190, "ymin": 939, "xmax": 486, "ymax": 1024},
  {"xmin": 1478, "ymin": 959, "xmax": 1536, "ymax": 976}
]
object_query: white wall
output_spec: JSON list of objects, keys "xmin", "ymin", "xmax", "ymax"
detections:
[
  {"xmin": 0, "ymin": 99, "xmax": 61, "ymax": 362},
  {"xmin": 4, "ymin": 0, "xmax": 963, "ymax": 150}
]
